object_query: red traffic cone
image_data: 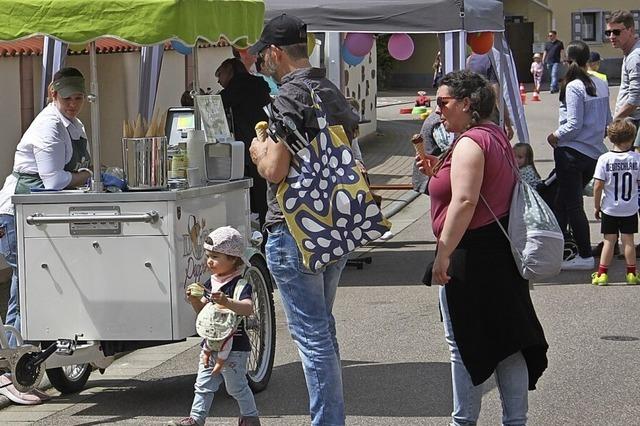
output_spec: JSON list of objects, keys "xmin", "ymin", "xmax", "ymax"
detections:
[
  {"xmin": 519, "ymin": 82, "xmax": 526, "ymax": 95},
  {"xmin": 520, "ymin": 91, "xmax": 527, "ymax": 104},
  {"xmin": 532, "ymin": 91, "xmax": 541, "ymax": 102}
]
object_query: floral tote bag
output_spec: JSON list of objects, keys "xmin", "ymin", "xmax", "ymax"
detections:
[{"xmin": 276, "ymin": 87, "xmax": 391, "ymax": 272}]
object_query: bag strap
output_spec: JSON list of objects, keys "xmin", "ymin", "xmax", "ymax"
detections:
[
  {"xmin": 231, "ymin": 278, "xmax": 249, "ymax": 319},
  {"xmin": 468, "ymin": 125, "xmax": 523, "ymax": 261}
]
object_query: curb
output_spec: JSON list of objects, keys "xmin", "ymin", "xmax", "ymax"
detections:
[{"xmin": 381, "ymin": 190, "xmax": 421, "ymax": 219}]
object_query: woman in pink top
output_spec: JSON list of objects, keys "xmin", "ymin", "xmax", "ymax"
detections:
[{"xmin": 417, "ymin": 70, "xmax": 548, "ymax": 425}]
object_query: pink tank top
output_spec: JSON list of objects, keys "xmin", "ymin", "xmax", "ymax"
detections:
[{"xmin": 428, "ymin": 123, "xmax": 516, "ymax": 239}]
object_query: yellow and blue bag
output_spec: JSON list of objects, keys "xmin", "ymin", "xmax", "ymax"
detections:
[{"xmin": 276, "ymin": 87, "xmax": 391, "ymax": 272}]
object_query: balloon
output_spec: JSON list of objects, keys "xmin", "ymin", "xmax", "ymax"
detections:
[
  {"xmin": 388, "ymin": 33, "xmax": 414, "ymax": 61},
  {"xmin": 467, "ymin": 32, "xmax": 494, "ymax": 55},
  {"xmin": 344, "ymin": 33, "xmax": 374, "ymax": 57},
  {"xmin": 342, "ymin": 44, "xmax": 365, "ymax": 66},
  {"xmin": 307, "ymin": 33, "xmax": 316, "ymax": 57},
  {"xmin": 171, "ymin": 40, "xmax": 192, "ymax": 55}
]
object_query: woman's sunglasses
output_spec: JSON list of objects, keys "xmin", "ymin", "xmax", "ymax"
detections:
[
  {"xmin": 604, "ymin": 29, "xmax": 623, "ymax": 37},
  {"xmin": 436, "ymin": 96, "xmax": 455, "ymax": 108}
]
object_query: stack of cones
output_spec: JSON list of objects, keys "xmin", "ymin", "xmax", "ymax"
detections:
[{"xmin": 519, "ymin": 82, "xmax": 527, "ymax": 104}]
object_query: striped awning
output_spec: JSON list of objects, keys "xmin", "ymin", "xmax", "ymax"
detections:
[{"xmin": 0, "ymin": 36, "xmax": 229, "ymax": 57}]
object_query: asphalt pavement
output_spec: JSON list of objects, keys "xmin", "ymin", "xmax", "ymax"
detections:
[{"xmin": 1, "ymin": 88, "xmax": 639, "ymax": 424}]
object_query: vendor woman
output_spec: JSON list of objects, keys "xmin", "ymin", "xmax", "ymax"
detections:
[{"xmin": 0, "ymin": 67, "xmax": 91, "ymax": 405}]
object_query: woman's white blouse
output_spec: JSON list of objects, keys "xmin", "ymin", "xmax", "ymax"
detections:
[{"xmin": 0, "ymin": 103, "xmax": 87, "ymax": 215}]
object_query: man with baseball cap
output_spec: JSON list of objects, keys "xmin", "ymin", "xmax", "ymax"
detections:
[{"xmin": 249, "ymin": 13, "xmax": 358, "ymax": 426}]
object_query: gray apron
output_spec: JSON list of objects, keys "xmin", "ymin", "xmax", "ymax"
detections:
[{"xmin": 14, "ymin": 134, "xmax": 91, "ymax": 194}]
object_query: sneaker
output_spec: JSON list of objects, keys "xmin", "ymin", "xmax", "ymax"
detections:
[
  {"xmin": 591, "ymin": 272, "xmax": 608, "ymax": 286},
  {"xmin": 562, "ymin": 256, "xmax": 595, "ymax": 270},
  {"xmin": 167, "ymin": 417, "xmax": 201, "ymax": 426},
  {"xmin": 0, "ymin": 375, "xmax": 43, "ymax": 405},
  {"xmin": 626, "ymin": 273, "xmax": 639, "ymax": 285}
]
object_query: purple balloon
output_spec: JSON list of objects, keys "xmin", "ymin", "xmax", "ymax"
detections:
[
  {"xmin": 388, "ymin": 33, "xmax": 414, "ymax": 61},
  {"xmin": 344, "ymin": 33, "xmax": 374, "ymax": 57}
]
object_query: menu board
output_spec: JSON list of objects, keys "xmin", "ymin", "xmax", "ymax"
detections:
[{"xmin": 194, "ymin": 94, "xmax": 231, "ymax": 142}]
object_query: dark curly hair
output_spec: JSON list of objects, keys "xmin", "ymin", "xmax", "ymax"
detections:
[{"xmin": 438, "ymin": 70, "xmax": 495, "ymax": 126}]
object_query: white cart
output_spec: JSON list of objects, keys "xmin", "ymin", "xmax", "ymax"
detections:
[{"xmin": 12, "ymin": 180, "xmax": 275, "ymax": 393}]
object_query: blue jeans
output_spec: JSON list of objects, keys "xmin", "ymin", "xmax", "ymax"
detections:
[
  {"xmin": 0, "ymin": 214, "xmax": 20, "ymax": 348},
  {"xmin": 440, "ymin": 287, "xmax": 529, "ymax": 426},
  {"xmin": 190, "ymin": 350, "xmax": 257, "ymax": 424},
  {"xmin": 554, "ymin": 147, "xmax": 597, "ymax": 258},
  {"xmin": 546, "ymin": 62, "xmax": 560, "ymax": 92},
  {"xmin": 266, "ymin": 222, "xmax": 348, "ymax": 426}
]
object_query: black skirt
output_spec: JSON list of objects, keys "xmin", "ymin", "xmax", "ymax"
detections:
[{"xmin": 441, "ymin": 218, "xmax": 549, "ymax": 390}]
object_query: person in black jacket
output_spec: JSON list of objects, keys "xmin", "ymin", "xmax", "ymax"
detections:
[{"xmin": 216, "ymin": 58, "xmax": 272, "ymax": 228}]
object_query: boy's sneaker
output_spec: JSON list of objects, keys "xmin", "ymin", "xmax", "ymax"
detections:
[
  {"xmin": 591, "ymin": 272, "xmax": 608, "ymax": 286},
  {"xmin": 167, "ymin": 417, "xmax": 201, "ymax": 426},
  {"xmin": 625, "ymin": 273, "xmax": 639, "ymax": 285},
  {"xmin": 562, "ymin": 256, "xmax": 595, "ymax": 270}
]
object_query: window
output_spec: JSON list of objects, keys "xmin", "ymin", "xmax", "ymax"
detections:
[
  {"xmin": 571, "ymin": 10, "xmax": 604, "ymax": 43},
  {"xmin": 581, "ymin": 12, "xmax": 597, "ymax": 41}
]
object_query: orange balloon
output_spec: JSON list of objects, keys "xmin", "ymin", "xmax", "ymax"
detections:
[{"xmin": 467, "ymin": 32, "xmax": 494, "ymax": 55}]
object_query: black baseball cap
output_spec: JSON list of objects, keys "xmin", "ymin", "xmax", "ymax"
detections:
[
  {"xmin": 248, "ymin": 14, "xmax": 307, "ymax": 55},
  {"xmin": 589, "ymin": 51, "xmax": 601, "ymax": 63}
]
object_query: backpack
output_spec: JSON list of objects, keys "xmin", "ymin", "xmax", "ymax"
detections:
[
  {"xmin": 195, "ymin": 279, "xmax": 248, "ymax": 351},
  {"xmin": 481, "ymin": 146, "xmax": 564, "ymax": 281}
]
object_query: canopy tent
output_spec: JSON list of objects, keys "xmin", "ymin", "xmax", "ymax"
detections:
[
  {"xmin": 264, "ymin": 0, "xmax": 504, "ymax": 33},
  {"xmin": 0, "ymin": 0, "xmax": 264, "ymax": 47},
  {"xmin": 0, "ymin": 0, "xmax": 265, "ymax": 190},
  {"xmin": 263, "ymin": 0, "xmax": 529, "ymax": 143}
]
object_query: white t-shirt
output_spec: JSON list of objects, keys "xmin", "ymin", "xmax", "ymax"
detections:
[{"xmin": 593, "ymin": 150, "xmax": 640, "ymax": 216}]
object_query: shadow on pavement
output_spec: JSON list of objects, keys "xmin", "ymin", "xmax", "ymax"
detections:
[
  {"xmin": 67, "ymin": 360, "xmax": 458, "ymax": 420},
  {"xmin": 341, "ymin": 249, "xmax": 435, "ymax": 287}
]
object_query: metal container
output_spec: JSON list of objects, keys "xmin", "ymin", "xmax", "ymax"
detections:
[{"xmin": 122, "ymin": 137, "xmax": 168, "ymax": 191}]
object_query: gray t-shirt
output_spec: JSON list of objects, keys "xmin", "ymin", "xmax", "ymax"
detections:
[
  {"xmin": 263, "ymin": 67, "xmax": 359, "ymax": 230},
  {"xmin": 616, "ymin": 39, "xmax": 640, "ymax": 121}
]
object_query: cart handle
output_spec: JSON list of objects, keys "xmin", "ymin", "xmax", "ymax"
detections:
[{"xmin": 26, "ymin": 211, "xmax": 160, "ymax": 225}]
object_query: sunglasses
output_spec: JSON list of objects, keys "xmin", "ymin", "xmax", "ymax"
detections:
[
  {"xmin": 436, "ymin": 96, "xmax": 456, "ymax": 108},
  {"xmin": 604, "ymin": 29, "xmax": 623, "ymax": 37},
  {"xmin": 258, "ymin": 45, "xmax": 282, "ymax": 59}
]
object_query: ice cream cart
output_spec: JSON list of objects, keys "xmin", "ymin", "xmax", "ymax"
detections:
[{"xmin": 0, "ymin": 0, "xmax": 275, "ymax": 394}]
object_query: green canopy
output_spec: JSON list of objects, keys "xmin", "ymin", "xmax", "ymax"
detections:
[{"xmin": 0, "ymin": 0, "xmax": 265, "ymax": 47}]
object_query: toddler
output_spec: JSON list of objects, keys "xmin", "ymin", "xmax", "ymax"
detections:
[
  {"xmin": 530, "ymin": 53, "xmax": 544, "ymax": 93},
  {"xmin": 591, "ymin": 119, "xmax": 640, "ymax": 286},
  {"xmin": 168, "ymin": 226, "xmax": 260, "ymax": 426},
  {"xmin": 513, "ymin": 143, "xmax": 543, "ymax": 188}
]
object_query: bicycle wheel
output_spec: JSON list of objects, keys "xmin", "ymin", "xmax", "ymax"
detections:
[{"xmin": 243, "ymin": 253, "xmax": 276, "ymax": 393}]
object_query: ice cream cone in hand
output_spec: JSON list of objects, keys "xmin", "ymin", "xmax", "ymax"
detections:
[{"xmin": 411, "ymin": 134, "xmax": 439, "ymax": 176}]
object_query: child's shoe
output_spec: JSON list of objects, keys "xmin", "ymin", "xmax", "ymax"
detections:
[
  {"xmin": 625, "ymin": 272, "xmax": 639, "ymax": 285},
  {"xmin": 591, "ymin": 272, "xmax": 608, "ymax": 286}
]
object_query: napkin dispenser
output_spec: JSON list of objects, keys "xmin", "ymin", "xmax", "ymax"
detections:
[{"xmin": 204, "ymin": 141, "xmax": 245, "ymax": 181}]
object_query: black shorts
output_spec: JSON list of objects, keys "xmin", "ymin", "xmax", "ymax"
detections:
[{"xmin": 601, "ymin": 212, "xmax": 638, "ymax": 235}]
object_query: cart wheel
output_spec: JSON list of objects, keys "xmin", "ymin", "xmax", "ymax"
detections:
[
  {"xmin": 46, "ymin": 364, "xmax": 92, "ymax": 394},
  {"xmin": 244, "ymin": 254, "xmax": 276, "ymax": 393}
]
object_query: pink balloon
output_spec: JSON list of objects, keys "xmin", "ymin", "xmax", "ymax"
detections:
[
  {"xmin": 388, "ymin": 33, "xmax": 414, "ymax": 61},
  {"xmin": 344, "ymin": 33, "xmax": 374, "ymax": 57}
]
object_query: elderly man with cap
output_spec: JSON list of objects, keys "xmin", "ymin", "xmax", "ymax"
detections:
[
  {"xmin": 248, "ymin": 13, "xmax": 358, "ymax": 426},
  {"xmin": 0, "ymin": 66, "xmax": 91, "ymax": 405}
]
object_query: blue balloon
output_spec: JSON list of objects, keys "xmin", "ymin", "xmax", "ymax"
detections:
[
  {"xmin": 171, "ymin": 40, "xmax": 192, "ymax": 55},
  {"xmin": 342, "ymin": 44, "xmax": 365, "ymax": 66}
]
